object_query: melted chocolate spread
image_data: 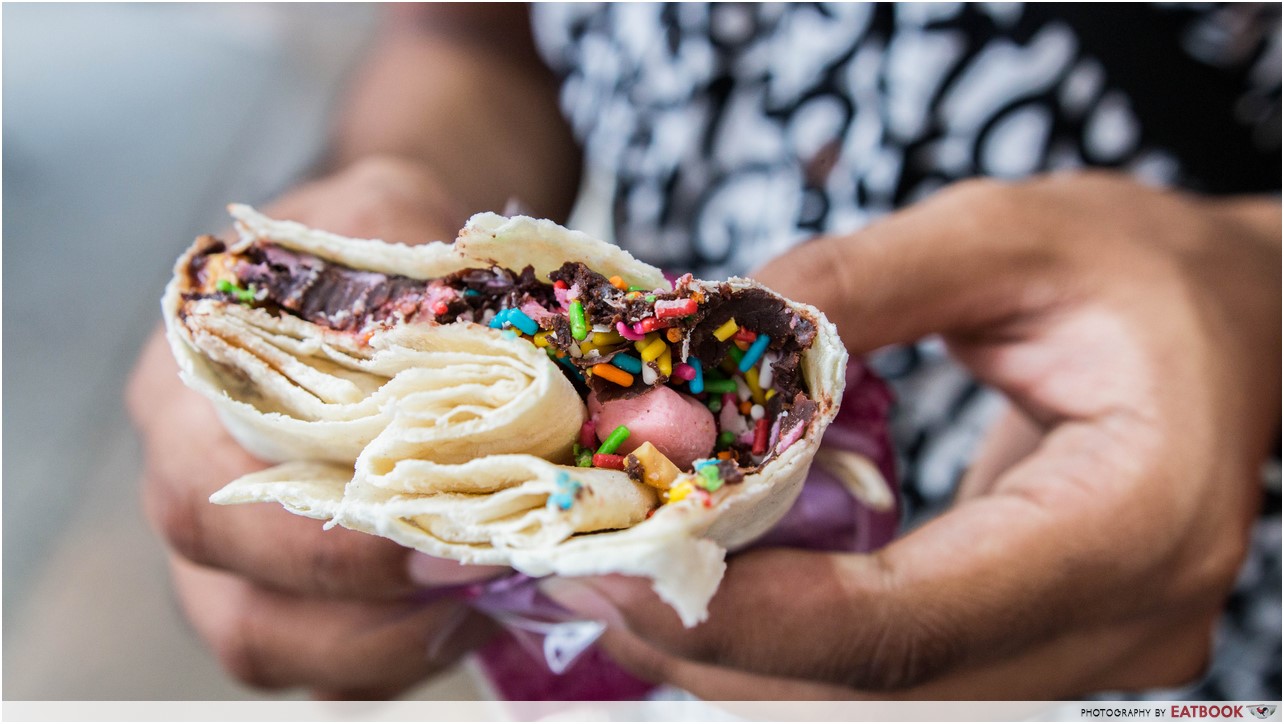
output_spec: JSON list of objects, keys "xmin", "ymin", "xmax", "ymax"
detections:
[{"xmin": 185, "ymin": 240, "xmax": 821, "ymax": 473}]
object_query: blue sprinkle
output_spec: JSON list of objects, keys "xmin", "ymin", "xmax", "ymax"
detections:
[
  {"xmin": 738, "ymin": 334, "xmax": 771, "ymax": 373},
  {"xmin": 488, "ymin": 309, "xmax": 513, "ymax": 329},
  {"xmin": 501, "ymin": 329, "xmax": 517, "ymax": 340},
  {"xmin": 548, "ymin": 471, "xmax": 582, "ymax": 510},
  {"xmin": 556, "ymin": 355, "xmax": 584, "ymax": 382},
  {"xmin": 688, "ymin": 357, "xmax": 704, "ymax": 394},
  {"xmin": 506, "ymin": 308, "xmax": 540, "ymax": 336},
  {"xmin": 692, "ymin": 459, "xmax": 718, "ymax": 470},
  {"xmin": 463, "ymin": 289, "xmax": 481, "ymax": 297},
  {"xmin": 611, "ymin": 353, "xmax": 643, "ymax": 374}
]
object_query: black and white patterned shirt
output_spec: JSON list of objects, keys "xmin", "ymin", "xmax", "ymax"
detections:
[{"xmin": 532, "ymin": 2, "xmax": 1281, "ymax": 700}]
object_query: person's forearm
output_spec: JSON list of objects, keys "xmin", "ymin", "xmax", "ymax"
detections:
[{"xmin": 326, "ymin": 4, "xmax": 581, "ymax": 221}]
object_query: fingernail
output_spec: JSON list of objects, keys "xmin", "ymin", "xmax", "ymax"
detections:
[
  {"xmin": 406, "ymin": 552, "xmax": 507, "ymax": 587},
  {"xmin": 538, "ymin": 578, "xmax": 626, "ymax": 629}
]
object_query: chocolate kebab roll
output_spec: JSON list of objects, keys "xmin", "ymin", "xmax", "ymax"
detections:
[{"xmin": 164, "ymin": 206, "xmax": 848, "ymax": 625}]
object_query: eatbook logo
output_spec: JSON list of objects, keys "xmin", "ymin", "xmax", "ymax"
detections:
[{"xmin": 1250, "ymin": 705, "xmax": 1277, "ymax": 719}]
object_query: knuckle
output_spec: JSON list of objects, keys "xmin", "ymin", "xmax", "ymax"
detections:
[
  {"xmin": 306, "ymin": 536, "xmax": 372, "ymax": 595},
  {"xmin": 845, "ymin": 611, "xmax": 963, "ymax": 691},
  {"xmin": 211, "ymin": 601, "xmax": 280, "ymax": 690},
  {"xmin": 834, "ymin": 557, "xmax": 965, "ymax": 691},
  {"xmin": 341, "ymin": 154, "xmax": 419, "ymax": 185},
  {"xmin": 143, "ymin": 473, "xmax": 209, "ymax": 566}
]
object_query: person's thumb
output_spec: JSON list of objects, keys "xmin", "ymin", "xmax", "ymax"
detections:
[{"xmin": 751, "ymin": 179, "xmax": 1054, "ymax": 354}]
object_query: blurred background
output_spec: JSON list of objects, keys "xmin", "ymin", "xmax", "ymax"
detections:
[{"xmin": 2, "ymin": 3, "xmax": 489, "ymax": 700}]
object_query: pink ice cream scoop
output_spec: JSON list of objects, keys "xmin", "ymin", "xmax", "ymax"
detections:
[{"xmin": 588, "ymin": 386, "xmax": 717, "ymax": 470}]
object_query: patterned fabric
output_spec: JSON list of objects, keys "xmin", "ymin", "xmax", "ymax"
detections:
[{"xmin": 531, "ymin": 2, "xmax": 1281, "ymax": 700}]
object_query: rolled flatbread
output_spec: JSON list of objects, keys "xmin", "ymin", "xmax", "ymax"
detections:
[{"xmin": 165, "ymin": 206, "xmax": 848, "ymax": 625}]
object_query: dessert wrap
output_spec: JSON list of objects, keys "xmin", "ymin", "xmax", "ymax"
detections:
[{"xmin": 164, "ymin": 205, "xmax": 851, "ymax": 626}]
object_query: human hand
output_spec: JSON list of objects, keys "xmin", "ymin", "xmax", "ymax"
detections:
[
  {"xmin": 541, "ymin": 172, "xmax": 1281, "ymax": 698},
  {"xmin": 130, "ymin": 156, "xmax": 506, "ymax": 699}
]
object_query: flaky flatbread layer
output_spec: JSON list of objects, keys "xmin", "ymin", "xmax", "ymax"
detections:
[{"xmin": 166, "ymin": 207, "xmax": 847, "ymax": 625}]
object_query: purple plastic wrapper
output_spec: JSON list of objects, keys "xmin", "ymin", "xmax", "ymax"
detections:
[{"xmin": 468, "ymin": 359, "xmax": 900, "ymax": 700}]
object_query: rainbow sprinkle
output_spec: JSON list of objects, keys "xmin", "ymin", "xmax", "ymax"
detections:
[
  {"xmin": 698, "ymin": 465, "xmax": 723, "ymax": 491},
  {"xmin": 591, "ymin": 363, "xmax": 634, "ymax": 387},
  {"xmin": 506, "ymin": 308, "xmax": 540, "ymax": 335},
  {"xmin": 616, "ymin": 321, "xmax": 645, "ymax": 341},
  {"xmin": 687, "ymin": 357, "xmax": 704, "ymax": 393},
  {"xmin": 704, "ymin": 378, "xmax": 737, "ymax": 394},
  {"xmin": 569, "ymin": 300, "xmax": 588, "ymax": 340},
  {"xmin": 667, "ymin": 480, "xmax": 694, "ymax": 503},
  {"xmin": 596, "ymin": 425, "xmax": 630, "ymax": 456},
  {"xmin": 611, "ymin": 353, "xmax": 643, "ymax": 374},
  {"xmin": 548, "ymin": 471, "xmax": 583, "ymax": 510},
  {"xmin": 639, "ymin": 336, "xmax": 667, "ymax": 362},
  {"xmin": 713, "ymin": 318, "xmax": 739, "ymax": 341},
  {"xmin": 738, "ymin": 333, "xmax": 771, "ymax": 372}
]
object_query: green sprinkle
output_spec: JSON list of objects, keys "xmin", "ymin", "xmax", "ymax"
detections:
[
  {"xmin": 596, "ymin": 425, "xmax": 630, "ymax": 455},
  {"xmin": 717, "ymin": 431, "xmax": 735, "ymax": 448},
  {"xmin": 645, "ymin": 295, "xmax": 657, "ymax": 303},
  {"xmin": 699, "ymin": 465, "xmax": 723, "ymax": 491},
  {"xmin": 627, "ymin": 285, "xmax": 649, "ymax": 292},
  {"xmin": 705, "ymin": 379, "xmax": 738, "ymax": 394},
  {"xmin": 707, "ymin": 398, "xmax": 722, "ymax": 413},
  {"xmin": 726, "ymin": 345, "xmax": 745, "ymax": 364},
  {"xmin": 569, "ymin": 300, "xmax": 588, "ymax": 341},
  {"xmin": 216, "ymin": 279, "xmax": 256, "ymax": 303}
]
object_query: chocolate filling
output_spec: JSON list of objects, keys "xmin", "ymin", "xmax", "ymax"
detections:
[{"xmin": 185, "ymin": 239, "xmax": 821, "ymax": 475}]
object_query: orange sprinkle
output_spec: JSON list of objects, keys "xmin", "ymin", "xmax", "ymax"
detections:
[
  {"xmin": 739, "ymin": 400, "xmax": 752, "ymax": 415},
  {"xmin": 665, "ymin": 327, "xmax": 683, "ymax": 343},
  {"xmin": 609, "ymin": 275, "xmax": 628, "ymax": 290},
  {"xmin": 591, "ymin": 363, "xmax": 634, "ymax": 387},
  {"xmin": 691, "ymin": 290, "xmax": 705, "ymax": 303},
  {"xmin": 735, "ymin": 339, "xmax": 751, "ymax": 351},
  {"xmin": 717, "ymin": 451, "xmax": 732, "ymax": 460}
]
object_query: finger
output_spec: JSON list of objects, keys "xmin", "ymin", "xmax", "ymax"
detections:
[
  {"xmin": 594, "ymin": 605, "xmax": 1213, "ymax": 700},
  {"xmin": 543, "ymin": 425, "xmax": 1188, "ymax": 690},
  {"xmin": 135, "ymin": 330, "xmax": 500, "ymax": 598},
  {"xmin": 593, "ymin": 626, "xmax": 859, "ymax": 700},
  {"xmin": 265, "ymin": 156, "xmax": 468, "ymax": 245},
  {"xmin": 751, "ymin": 178, "xmax": 1066, "ymax": 354},
  {"xmin": 140, "ymin": 391, "xmax": 417, "ymax": 598},
  {"xmin": 956, "ymin": 403, "xmax": 1043, "ymax": 500},
  {"xmin": 171, "ymin": 556, "xmax": 496, "ymax": 694}
]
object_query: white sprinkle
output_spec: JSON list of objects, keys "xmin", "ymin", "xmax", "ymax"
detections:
[
  {"xmin": 642, "ymin": 363, "xmax": 659, "ymax": 385},
  {"xmin": 735, "ymin": 376, "xmax": 751, "ymax": 401},
  {"xmin": 591, "ymin": 324, "xmax": 612, "ymax": 333},
  {"xmin": 750, "ymin": 404, "xmax": 765, "ymax": 420},
  {"xmin": 758, "ymin": 352, "xmax": 776, "ymax": 389}
]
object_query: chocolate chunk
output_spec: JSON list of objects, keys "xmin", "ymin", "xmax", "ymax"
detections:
[
  {"xmin": 716, "ymin": 459, "xmax": 745, "ymax": 485},
  {"xmin": 624, "ymin": 454, "xmax": 645, "ymax": 484}
]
